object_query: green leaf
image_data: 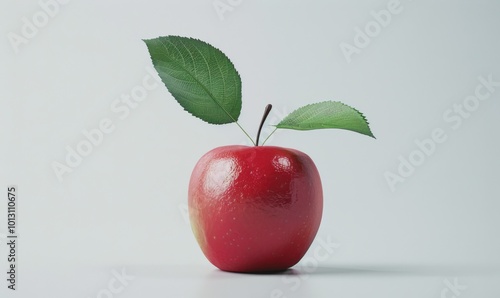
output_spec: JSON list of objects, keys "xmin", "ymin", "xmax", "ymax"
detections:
[
  {"xmin": 143, "ymin": 36, "xmax": 241, "ymax": 124},
  {"xmin": 276, "ymin": 101, "xmax": 375, "ymax": 138}
]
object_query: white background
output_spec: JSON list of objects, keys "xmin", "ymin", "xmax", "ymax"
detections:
[{"xmin": 1, "ymin": 0, "xmax": 499, "ymax": 297}]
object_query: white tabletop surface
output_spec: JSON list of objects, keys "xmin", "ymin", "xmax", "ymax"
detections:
[{"xmin": 2, "ymin": 262, "xmax": 499, "ymax": 298}]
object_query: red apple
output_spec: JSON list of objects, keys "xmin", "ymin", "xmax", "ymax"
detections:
[
  {"xmin": 188, "ymin": 145, "xmax": 323, "ymax": 272},
  {"xmin": 144, "ymin": 37, "xmax": 374, "ymax": 273}
]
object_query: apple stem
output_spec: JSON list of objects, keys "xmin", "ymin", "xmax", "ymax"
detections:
[{"xmin": 256, "ymin": 104, "xmax": 273, "ymax": 146}]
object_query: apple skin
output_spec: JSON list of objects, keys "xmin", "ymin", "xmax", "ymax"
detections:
[{"xmin": 188, "ymin": 145, "xmax": 323, "ymax": 273}]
